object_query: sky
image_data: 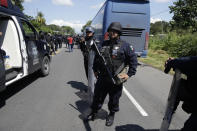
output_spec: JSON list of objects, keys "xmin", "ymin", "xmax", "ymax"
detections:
[{"xmin": 23, "ymin": 0, "xmax": 177, "ymax": 33}]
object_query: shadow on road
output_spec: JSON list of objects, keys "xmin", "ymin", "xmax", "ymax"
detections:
[
  {"xmin": 65, "ymin": 50, "xmax": 71, "ymax": 53},
  {"xmin": 67, "ymin": 81, "xmax": 88, "ymax": 92},
  {"xmin": 115, "ymin": 124, "xmax": 180, "ymax": 131},
  {"xmin": 67, "ymin": 81, "xmax": 108, "ymax": 131},
  {"xmin": 0, "ymin": 72, "xmax": 40, "ymax": 108}
]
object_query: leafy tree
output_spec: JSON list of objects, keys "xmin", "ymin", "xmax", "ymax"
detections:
[
  {"xmin": 40, "ymin": 25, "xmax": 53, "ymax": 33},
  {"xmin": 150, "ymin": 21, "xmax": 170, "ymax": 35},
  {"xmin": 11, "ymin": 0, "xmax": 24, "ymax": 11},
  {"xmin": 30, "ymin": 19, "xmax": 42, "ymax": 30},
  {"xmin": 36, "ymin": 12, "xmax": 46, "ymax": 25},
  {"xmin": 47, "ymin": 24, "xmax": 75, "ymax": 35},
  {"xmin": 169, "ymin": 0, "xmax": 197, "ymax": 32},
  {"xmin": 48, "ymin": 24, "xmax": 61, "ymax": 32},
  {"xmin": 81, "ymin": 20, "xmax": 92, "ymax": 32},
  {"xmin": 61, "ymin": 26, "xmax": 75, "ymax": 35},
  {"xmin": 25, "ymin": 15, "xmax": 34, "ymax": 21}
]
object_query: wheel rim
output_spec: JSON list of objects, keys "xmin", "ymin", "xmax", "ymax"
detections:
[{"xmin": 44, "ymin": 59, "xmax": 49, "ymax": 73}]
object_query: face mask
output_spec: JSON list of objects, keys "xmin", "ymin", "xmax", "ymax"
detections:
[{"xmin": 85, "ymin": 35, "xmax": 93, "ymax": 41}]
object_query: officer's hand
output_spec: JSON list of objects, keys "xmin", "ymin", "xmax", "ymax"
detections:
[
  {"xmin": 81, "ymin": 37, "xmax": 85, "ymax": 42},
  {"xmin": 164, "ymin": 58, "xmax": 174, "ymax": 74},
  {"xmin": 118, "ymin": 73, "xmax": 129, "ymax": 80},
  {"xmin": 94, "ymin": 72, "xmax": 98, "ymax": 78}
]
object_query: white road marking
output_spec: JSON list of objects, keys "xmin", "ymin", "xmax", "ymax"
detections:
[{"xmin": 123, "ymin": 86, "xmax": 148, "ymax": 116}]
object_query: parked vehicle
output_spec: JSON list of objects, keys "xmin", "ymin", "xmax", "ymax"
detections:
[
  {"xmin": 0, "ymin": 0, "xmax": 51, "ymax": 92},
  {"xmin": 91, "ymin": 0, "xmax": 150, "ymax": 57}
]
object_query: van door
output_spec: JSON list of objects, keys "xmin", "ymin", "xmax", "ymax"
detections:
[
  {"xmin": 0, "ymin": 48, "xmax": 6, "ymax": 92},
  {"xmin": 20, "ymin": 20, "xmax": 40, "ymax": 74}
]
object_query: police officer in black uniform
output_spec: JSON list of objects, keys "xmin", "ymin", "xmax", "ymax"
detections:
[
  {"xmin": 165, "ymin": 56, "xmax": 197, "ymax": 131},
  {"xmin": 39, "ymin": 31, "xmax": 50, "ymax": 54},
  {"xmin": 87, "ymin": 22, "xmax": 138, "ymax": 126},
  {"xmin": 80, "ymin": 26, "xmax": 95, "ymax": 79}
]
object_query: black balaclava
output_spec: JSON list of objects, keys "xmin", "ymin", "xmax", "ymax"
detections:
[
  {"xmin": 109, "ymin": 34, "xmax": 120, "ymax": 45},
  {"xmin": 85, "ymin": 34, "xmax": 94, "ymax": 41}
]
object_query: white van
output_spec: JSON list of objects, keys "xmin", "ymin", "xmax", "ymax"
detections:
[{"xmin": 0, "ymin": 0, "xmax": 51, "ymax": 92}]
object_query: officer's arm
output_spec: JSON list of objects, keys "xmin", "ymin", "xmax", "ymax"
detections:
[
  {"xmin": 166, "ymin": 56, "xmax": 197, "ymax": 76},
  {"xmin": 125, "ymin": 44, "xmax": 138, "ymax": 77},
  {"xmin": 93, "ymin": 54, "xmax": 101, "ymax": 73},
  {"xmin": 92, "ymin": 43, "xmax": 103, "ymax": 73},
  {"xmin": 80, "ymin": 41, "xmax": 86, "ymax": 53}
]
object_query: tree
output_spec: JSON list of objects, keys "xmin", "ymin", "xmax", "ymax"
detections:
[
  {"xmin": 48, "ymin": 24, "xmax": 61, "ymax": 32},
  {"xmin": 61, "ymin": 26, "xmax": 75, "ymax": 35},
  {"xmin": 36, "ymin": 12, "xmax": 46, "ymax": 25},
  {"xmin": 47, "ymin": 24, "xmax": 75, "ymax": 35},
  {"xmin": 81, "ymin": 20, "xmax": 92, "ymax": 32},
  {"xmin": 169, "ymin": 0, "xmax": 197, "ymax": 32},
  {"xmin": 11, "ymin": 0, "xmax": 24, "ymax": 11},
  {"xmin": 150, "ymin": 21, "xmax": 170, "ymax": 35}
]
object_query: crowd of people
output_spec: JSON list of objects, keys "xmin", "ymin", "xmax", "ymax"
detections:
[{"xmin": 38, "ymin": 31, "xmax": 82, "ymax": 55}]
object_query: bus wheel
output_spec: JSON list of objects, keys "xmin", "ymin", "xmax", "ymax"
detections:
[{"xmin": 40, "ymin": 56, "xmax": 50, "ymax": 76}]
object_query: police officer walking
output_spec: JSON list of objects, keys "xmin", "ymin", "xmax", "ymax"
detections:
[
  {"xmin": 165, "ymin": 56, "xmax": 197, "ymax": 131},
  {"xmin": 87, "ymin": 22, "xmax": 138, "ymax": 126}
]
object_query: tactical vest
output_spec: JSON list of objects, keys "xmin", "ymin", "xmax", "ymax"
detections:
[
  {"xmin": 83, "ymin": 40, "xmax": 94, "ymax": 59},
  {"xmin": 100, "ymin": 40, "xmax": 125, "ymax": 76},
  {"xmin": 85, "ymin": 40, "xmax": 93, "ymax": 52}
]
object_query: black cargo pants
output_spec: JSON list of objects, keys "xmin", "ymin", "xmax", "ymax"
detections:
[
  {"xmin": 91, "ymin": 77, "xmax": 123, "ymax": 113},
  {"xmin": 181, "ymin": 113, "xmax": 197, "ymax": 131},
  {"xmin": 83, "ymin": 56, "xmax": 88, "ymax": 79}
]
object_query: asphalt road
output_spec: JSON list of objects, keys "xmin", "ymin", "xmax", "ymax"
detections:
[{"xmin": 0, "ymin": 45, "xmax": 189, "ymax": 131}]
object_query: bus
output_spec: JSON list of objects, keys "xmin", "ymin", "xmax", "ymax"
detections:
[{"xmin": 91, "ymin": 0, "xmax": 150, "ymax": 57}]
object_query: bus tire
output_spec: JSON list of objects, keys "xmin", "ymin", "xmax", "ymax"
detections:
[{"xmin": 40, "ymin": 56, "xmax": 50, "ymax": 76}]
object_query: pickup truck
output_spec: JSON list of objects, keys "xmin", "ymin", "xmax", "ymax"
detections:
[{"xmin": 0, "ymin": 0, "xmax": 51, "ymax": 92}]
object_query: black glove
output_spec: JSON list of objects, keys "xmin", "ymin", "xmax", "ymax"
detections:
[
  {"xmin": 182, "ymin": 101, "xmax": 194, "ymax": 114},
  {"xmin": 164, "ymin": 59, "xmax": 174, "ymax": 74}
]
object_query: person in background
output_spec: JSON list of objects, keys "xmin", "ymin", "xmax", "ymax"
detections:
[{"xmin": 67, "ymin": 36, "xmax": 73, "ymax": 52}]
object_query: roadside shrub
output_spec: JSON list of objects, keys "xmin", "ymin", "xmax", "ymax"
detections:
[
  {"xmin": 149, "ymin": 32, "xmax": 197, "ymax": 57},
  {"xmin": 168, "ymin": 33, "xmax": 197, "ymax": 57}
]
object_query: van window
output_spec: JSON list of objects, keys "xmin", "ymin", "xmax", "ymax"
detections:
[{"xmin": 20, "ymin": 20, "xmax": 37, "ymax": 41}]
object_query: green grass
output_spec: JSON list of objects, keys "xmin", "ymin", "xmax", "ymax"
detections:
[
  {"xmin": 139, "ymin": 49, "xmax": 187, "ymax": 77},
  {"xmin": 138, "ymin": 49, "xmax": 170, "ymax": 71}
]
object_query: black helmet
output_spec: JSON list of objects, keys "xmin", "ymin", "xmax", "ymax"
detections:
[
  {"xmin": 107, "ymin": 22, "xmax": 122, "ymax": 35},
  {"xmin": 85, "ymin": 26, "xmax": 94, "ymax": 34}
]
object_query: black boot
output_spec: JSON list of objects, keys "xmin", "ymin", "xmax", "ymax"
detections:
[
  {"xmin": 105, "ymin": 112, "xmax": 115, "ymax": 126},
  {"xmin": 86, "ymin": 111, "xmax": 97, "ymax": 121}
]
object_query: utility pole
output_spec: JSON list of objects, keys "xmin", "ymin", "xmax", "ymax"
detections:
[{"xmin": 161, "ymin": 19, "xmax": 164, "ymax": 34}]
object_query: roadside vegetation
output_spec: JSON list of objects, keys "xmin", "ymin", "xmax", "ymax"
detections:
[
  {"xmin": 139, "ymin": 32, "xmax": 197, "ymax": 70},
  {"xmin": 139, "ymin": 0, "xmax": 197, "ymax": 72}
]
